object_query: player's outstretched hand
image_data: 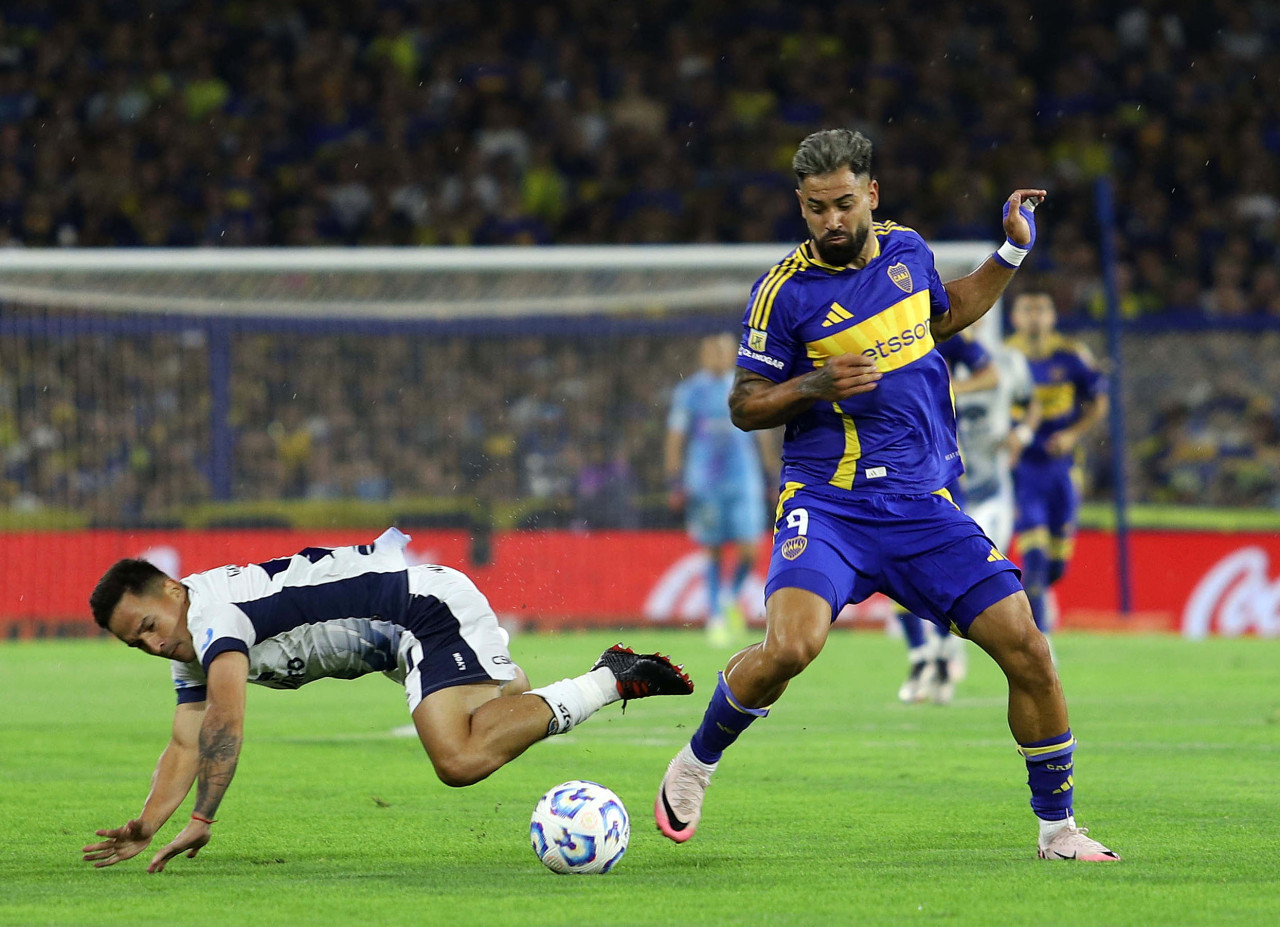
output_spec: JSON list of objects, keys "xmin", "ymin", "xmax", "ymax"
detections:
[
  {"xmin": 807, "ymin": 353, "xmax": 881, "ymax": 401},
  {"xmin": 82, "ymin": 818, "xmax": 155, "ymax": 868},
  {"xmin": 1003, "ymin": 189, "xmax": 1047, "ymax": 247},
  {"xmin": 146, "ymin": 819, "xmax": 212, "ymax": 873}
]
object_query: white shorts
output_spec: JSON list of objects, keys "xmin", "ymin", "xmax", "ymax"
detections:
[
  {"xmin": 967, "ymin": 488, "xmax": 1015, "ymax": 555},
  {"xmin": 387, "ymin": 565, "xmax": 518, "ymax": 714}
]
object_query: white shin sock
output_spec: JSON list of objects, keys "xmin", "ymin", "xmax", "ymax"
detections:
[{"xmin": 527, "ymin": 667, "xmax": 618, "ymax": 735}]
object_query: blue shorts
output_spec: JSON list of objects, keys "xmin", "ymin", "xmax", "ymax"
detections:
[
  {"xmin": 1013, "ymin": 457, "xmax": 1078, "ymax": 538},
  {"xmin": 764, "ymin": 485, "xmax": 1022, "ymax": 637},
  {"xmin": 687, "ymin": 487, "xmax": 765, "ymax": 547}
]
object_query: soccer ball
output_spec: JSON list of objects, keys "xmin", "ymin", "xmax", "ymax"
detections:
[{"xmin": 529, "ymin": 780, "xmax": 630, "ymax": 875}]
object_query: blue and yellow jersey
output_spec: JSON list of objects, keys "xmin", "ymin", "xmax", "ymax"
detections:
[
  {"xmin": 735, "ymin": 222, "xmax": 960, "ymax": 495},
  {"xmin": 1005, "ymin": 332, "xmax": 1104, "ymax": 465}
]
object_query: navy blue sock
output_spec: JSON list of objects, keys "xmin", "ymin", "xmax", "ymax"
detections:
[
  {"xmin": 1022, "ymin": 547, "xmax": 1050, "ymax": 632},
  {"xmin": 898, "ymin": 612, "xmax": 927, "ymax": 650},
  {"xmin": 689, "ymin": 672, "xmax": 769, "ymax": 765},
  {"xmin": 1018, "ymin": 729, "xmax": 1075, "ymax": 821}
]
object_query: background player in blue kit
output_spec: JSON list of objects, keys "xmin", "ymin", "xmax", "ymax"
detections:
[
  {"xmin": 896, "ymin": 333, "xmax": 998, "ymax": 705},
  {"xmin": 80, "ymin": 528, "xmax": 693, "ymax": 873},
  {"xmin": 655, "ymin": 129, "xmax": 1119, "ymax": 861},
  {"xmin": 665, "ymin": 333, "xmax": 772, "ymax": 646},
  {"xmin": 1007, "ymin": 293, "xmax": 1108, "ymax": 645}
]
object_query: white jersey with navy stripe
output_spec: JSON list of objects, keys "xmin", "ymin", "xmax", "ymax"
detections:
[
  {"xmin": 955, "ymin": 344, "xmax": 1033, "ymax": 505},
  {"xmin": 170, "ymin": 527, "xmax": 516, "ymax": 709}
]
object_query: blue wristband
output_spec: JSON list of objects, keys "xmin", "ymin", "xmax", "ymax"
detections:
[{"xmin": 1001, "ymin": 198, "xmax": 1039, "ymax": 250}]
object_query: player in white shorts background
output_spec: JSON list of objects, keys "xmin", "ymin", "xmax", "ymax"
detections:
[
  {"xmin": 944, "ymin": 338, "xmax": 1039, "ymax": 685},
  {"xmin": 81, "ymin": 527, "xmax": 693, "ymax": 873},
  {"xmin": 895, "ymin": 333, "xmax": 1036, "ymax": 704},
  {"xmin": 958, "ymin": 339, "xmax": 1036, "ymax": 559}
]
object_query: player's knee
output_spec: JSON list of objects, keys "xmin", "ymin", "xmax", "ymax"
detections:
[
  {"xmin": 1001, "ymin": 626, "xmax": 1057, "ymax": 692},
  {"xmin": 430, "ymin": 751, "xmax": 488, "ymax": 788},
  {"xmin": 972, "ymin": 597, "xmax": 1054, "ymax": 681},
  {"xmin": 760, "ymin": 588, "xmax": 830, "ymax": 680},
  {"xmin": 762, "ymin": 630, "xmax": 822, "ymax": 680}
]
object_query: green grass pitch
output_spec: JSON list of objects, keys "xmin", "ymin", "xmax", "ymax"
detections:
[{"xmin": 3, "ymin": 629, "xmax": 1278, "ymax": 926}]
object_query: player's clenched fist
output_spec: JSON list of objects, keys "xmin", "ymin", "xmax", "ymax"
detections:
[{"xmin": 803, "ymin": 352, "xmax": 881, "ymax": 400}]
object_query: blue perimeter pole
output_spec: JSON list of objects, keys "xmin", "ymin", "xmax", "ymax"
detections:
[{"xmin": 1094, "ymin": 176, "xmax": 1132, "ymax": 616}]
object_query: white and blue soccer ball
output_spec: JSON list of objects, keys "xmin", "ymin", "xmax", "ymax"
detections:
[{"xmin": 530, "ymin": 780, "xmax": 630, "ymax": 874}]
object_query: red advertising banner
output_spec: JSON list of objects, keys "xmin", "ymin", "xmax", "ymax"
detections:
[
  {"xmin": 3, "ymin": 527, "xmax": 1279, "ymax": 638},
  {"xmin": 1053, "ymin": 528, "xmax": 1280, "ymax": 638}
]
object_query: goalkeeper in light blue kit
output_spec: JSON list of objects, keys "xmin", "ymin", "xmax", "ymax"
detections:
[
  {"xmin": 665, "ymin": 333, "xmax": 770, "ymax": 646},
  {"xmin": 655, "ymin": 129, "xmax": 1119, "ymax": 861}
]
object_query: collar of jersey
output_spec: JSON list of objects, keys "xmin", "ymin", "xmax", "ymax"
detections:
[{"xmin": 800, "ymin": 235, "xmax": 881, "ymax": 273}]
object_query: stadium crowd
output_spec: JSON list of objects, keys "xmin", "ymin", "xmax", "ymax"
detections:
[
  {"xmin": 3, "ymin": 0, "xmax": 1280, "ymax": 523},
  {"xmin": 0, "ymin": 0, "xmax": 1277, "ymax": 317},
  {"xmin": 0, "ymin": 323, "xmax": 689, "ymax": 525}
]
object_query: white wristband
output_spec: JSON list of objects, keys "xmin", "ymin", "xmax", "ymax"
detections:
[{"xmin": 995, "ymin": 240, "xmax": 1030, "ymax": 268}]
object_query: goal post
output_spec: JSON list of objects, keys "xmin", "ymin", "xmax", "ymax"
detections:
[{"xmin": 0, "ymin": 243, "xmax": 995, "ymax": 319}]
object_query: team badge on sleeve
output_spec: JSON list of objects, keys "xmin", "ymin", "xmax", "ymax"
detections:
[
  {"xmin": 748, "ymin": 328, "xmax": 768, "ymax": 352},
  {"xmin": 887, "ymin": 262, "xmax": 913, "ymax": 293}
]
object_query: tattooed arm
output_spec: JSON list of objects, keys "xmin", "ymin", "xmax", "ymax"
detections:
[
  {"xmin": 729, "ymin": 355, "xmax": 882, "ymax": 432},
  {"xmin": 147, "ymin": 651, "xmax": 249, "ymax": 873}
]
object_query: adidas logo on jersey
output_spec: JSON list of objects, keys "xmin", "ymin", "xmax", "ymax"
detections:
[{"xmin": 822, "ymin": 301, "xmax": 854, "ymax": 327}]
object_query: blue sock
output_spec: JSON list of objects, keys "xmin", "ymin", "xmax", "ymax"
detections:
[
  {"xmin": 1018, "ymin": 729, "xmax": 1075, "ymax": 821},
  {"xmin": 898, "ymin": 612, "xmax": 927, "ymax": 650},
  {"xmin": 689, "ymin": 672, "xmax": 769, "ymax": 765},
  {"xmin": 1022, "ymin": 547, "xmax": 1050, "ymax": 632},
  {"xmin": 1047, "ymin": 558, "xmax": 1067, "ymax": 586},
  {"xmin": 705, "ymin": 554, "xmax": 722, "ymax": 619},
  {"xmin": 730, "ymin": 556, "xmax": 751, "ymax": 598}
]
